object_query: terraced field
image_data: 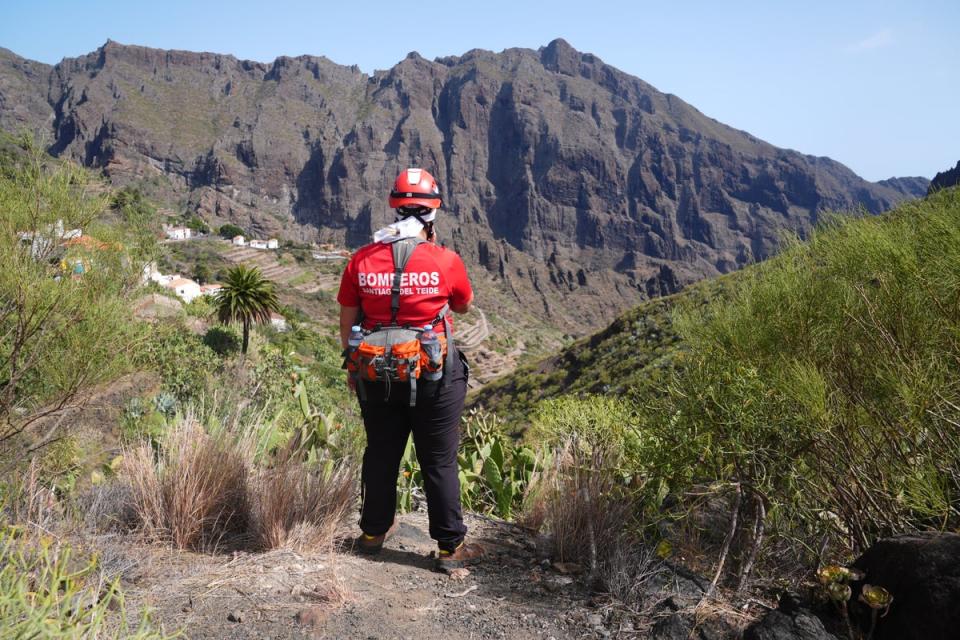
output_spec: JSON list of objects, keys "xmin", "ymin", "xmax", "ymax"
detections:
[{"xmin": 222, "ymin": 243, "xmax": 340, "ymax": 294}]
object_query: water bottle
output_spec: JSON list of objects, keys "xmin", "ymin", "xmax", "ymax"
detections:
[
  {"xmin": 348, "ymin": 325, "xmax": 364, "ymax": 352},
  {"xmin": 420, "ymin": 324, "xmax": 443, "ymax": 381}
]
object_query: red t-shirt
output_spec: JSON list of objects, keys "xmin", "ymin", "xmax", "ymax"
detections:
[{"xmin": 337, "ymin": 241, "xmax": 473, "ymax": 333}]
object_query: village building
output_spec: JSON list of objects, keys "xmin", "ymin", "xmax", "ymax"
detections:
[
  {"xmin": 165, "ymin": 226, "xmax": 192, "ymax": 241},
  {"xmin": 269, "ymin": 312, "xmax": 288, "ymax": 332},
  {"xmin": 247, "ymin": 238, "xmax": 279, "ymax": 250},
  {"xmin": 200, "ymin": 283, "xmax": 223, "ymax": 297},
  {"xmin": 232, "ymin": 235, "xmax": 246, "ymax": 246},
  {"xmin": 164, "ymin": 277, "xmax": 202, "ymax": 303},
  {"xmin": 143, "ymin": 263, "xmax": 221, "ymax": 304},
  {"xmin": 18, "ymin": 219, "xmax": 83, "ymax": 259}
]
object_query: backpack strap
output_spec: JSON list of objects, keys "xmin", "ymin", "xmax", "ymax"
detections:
[
  {"xmin": 429, "ymin": 302, "xmax": 456, "ymax": 388},
  {"xmin": 390, "ymin": 238, "xmax": 425, "ymax": 326}
]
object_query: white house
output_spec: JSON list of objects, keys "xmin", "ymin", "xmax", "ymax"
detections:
[
  {"xmin": 269, "ymin": 312, "xmax": 288, "ymax": 332},
  {"xmin": 232, "ymin": 235, "xmax": 246, "ymax": 246},
  {"xmin": 164, "ymin": 277, "xmax": 202, "ymax": 303},
  {"xmin": 200, "ymin": 284, "xmax": 223, "ymax": 297},
  {"xmin": 246, "ymin": 238, "xmax": 279, "ymax": 250},
  {"xmin": 165, "ymin": 227, "xmax": 192, "ymax": 241},
  {"xmin": 17, "ymin": 220, "xmax": 83, "ymax": 259}
]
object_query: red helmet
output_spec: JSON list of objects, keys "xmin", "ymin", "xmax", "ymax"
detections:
[{"xmin": 388, "ymin": 168, "xmax": 442, "ymax": 210}]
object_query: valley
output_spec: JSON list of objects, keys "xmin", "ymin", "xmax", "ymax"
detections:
[
  {"xmin": 1, "ymin": 24, "xmax": 957, "ymax": 640},
  {"xmin": 0, "ymin": 39, "xmax": 929, "ymax": 339}
]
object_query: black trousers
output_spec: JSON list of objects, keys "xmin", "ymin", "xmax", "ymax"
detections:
[{"xmin": 357, "ymin": 351, "xmax": 469, "ymax": 551}]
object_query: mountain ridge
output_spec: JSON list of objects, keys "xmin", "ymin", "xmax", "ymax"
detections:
[{"xmin": 0, "ymin": 38, "xmax": 930, "ymax": 332}]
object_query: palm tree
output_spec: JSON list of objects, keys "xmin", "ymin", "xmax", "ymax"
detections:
[{"xmin": 215, "ymin": 264, "xmax": 280, "ymax": 355}]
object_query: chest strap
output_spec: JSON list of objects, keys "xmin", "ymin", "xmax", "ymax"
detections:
[{"xmin": 390, "ymin": 238, "xmax": 425, "ymax": 326}]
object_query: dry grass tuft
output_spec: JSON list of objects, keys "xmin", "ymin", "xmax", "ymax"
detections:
[
  {"xmin": 542, "ymin": 441, "xmax": 631, "ymax": 565},
  {"xmin": 122, "ymin": 411, "xmax": 250, "ymax": 550},
  {"xmin": 250, "ymin": 458, "xmax": 356, "ymax": 552},
  {"xmin": 5, "ymin": 457, "xmax": 61, "ymax": 531},
  {"xmin": 533, "ymin": 439, "xmax": 659, "ymax": 602},
  {"xmin": 77, "ymin": 481, "xmax": 138, "ymax": 532}
]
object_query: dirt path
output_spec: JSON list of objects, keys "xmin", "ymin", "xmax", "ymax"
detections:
[
  {"xmin": 119, "ymin": 512, "xmax": 597, "ymax": 640},
  {"xmin": 320, "ymin": 512, "xmax": 592, "ymax": 640}
]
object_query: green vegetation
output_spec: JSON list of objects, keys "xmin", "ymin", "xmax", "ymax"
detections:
[
  {"xmin": 218, "ymin": 223, "xmax": 245, "ymax": 239},
  {"xmin": 0, "ymin": 136, "xmax": 365, "ymax": 636},
  {"xmin": 0, "ymin": 138, "xmax": 145, "ymax": 468},
  {"xmin": 183, "ymin": 213, "xmax": 209, "ymax": 234},
  {"xmin": 398, "ymin": 409, "xmax": 543, "ymax": 519},
  {"xmin": 215, "ymin": 265, "xmax": 281, "ymax": 354},
  {"xmin": 0, "ymin": 529, "xmax": 174, "ymax": 639},
  {"xmin": 472, "ymin": 274, "xmax": 733, "ymax": 427},
  {"xmin": 637, "ymin": 188, "xmax": 960, "ymax": 557},
  {"xmin": 133, "ymin": 322, "xmax": 220, "ymax": 401},
  {"xmin": 160, "ymin": 236, "xmax": 230, "ymax": 280},
  {"xmin": 496, "ymin": 188, "xmax": 960, "ymax": 593}
]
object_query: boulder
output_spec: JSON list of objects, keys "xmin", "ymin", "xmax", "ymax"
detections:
[
  {"xmin": 743, "ymin": 592, "xmax": 838, "ymax": 640},
  {"xmin": 743, "ymin": 610, "xmax": 838, "ymax": 640},
  {"xmin": 850, "ymin": 532, "xmax": 960, "ymax": 640},
  {"xmin": 132, "ymin": 293, "xmax": 182, "ymax": 320},
  {"xmin": 649, "ymin": 612, "xmax": 734, "ymax": 640}
]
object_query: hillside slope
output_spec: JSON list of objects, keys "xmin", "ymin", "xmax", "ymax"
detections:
[
  {"xmin": 0, "ymin": 39, "xmax": 928, "ymax": 332},
  {"xmin": 469, "ymin": 270, "xmax": 737, "ymax": 426},
  {"xmin": 475, "ymin": 187, "xmax": 960, "ymax": 431}
]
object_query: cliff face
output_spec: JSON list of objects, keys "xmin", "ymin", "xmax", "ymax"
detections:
[{"xmin": 0, "ymin": 39, "xmax": 929, "ymax": 331}]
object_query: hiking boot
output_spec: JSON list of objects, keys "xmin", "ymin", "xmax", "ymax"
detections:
[
  {"xmin": 355, "ymin": 522, "xmax": 398, "ymax": 555},
  {"xmin": 435, "ymin": 542, "xmax": 484, "ymax": 572}
]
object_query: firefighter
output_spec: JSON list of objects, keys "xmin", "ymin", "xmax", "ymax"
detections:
[{"xmin": 337, "ymin": 168, "xmax": 483, "ymax": 571}]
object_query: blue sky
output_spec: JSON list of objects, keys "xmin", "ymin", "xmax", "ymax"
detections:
[{"xmin": 1, "ymin": 0, "xmax": 957, "ymax": 181}]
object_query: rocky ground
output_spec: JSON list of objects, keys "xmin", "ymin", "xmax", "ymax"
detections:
[{"xmin": 111, "ymin": 511, "xmax": 742, "ymax": 639}]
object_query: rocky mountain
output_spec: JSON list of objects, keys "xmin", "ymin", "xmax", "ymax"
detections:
[
  {"xmin": 929, "ymin": 161, "xmax": 960, "ymax": 193},
  {"xmin": 878, "ymin": 176, "xmax": 931, "ymax": 199},
  {"xmin": 0, "ymin": 39, "xmax": 930, "ymax": 331}
]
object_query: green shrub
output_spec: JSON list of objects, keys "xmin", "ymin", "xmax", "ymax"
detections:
[
  {"xmin": 529, "ymin": 394, "xmax": 640, "ymax": 461},
  {"xmin": 0, "ymin": 529, "xmax": 173, "ymax": 638},
  {"xmin": 635, "ymin": 188, "xmax": 960, "ymax": 575},
  {"xmin": 134, "ymin": 322, "xmax": 220, "ymax": 401},
  {"xmin": 202, "ymin": 326, "xmax": 240, "ymax": 356},
  {"xmin": 218, "ymin": 223, "xmax": 244, "ymax": 239},
  {"xmin": 184, "ymin": 214, "xmax": 209, "ymax": 234},
  {"xmin": 0, "ymin": 138, "xmax": 145, "ymax": 466},
  {"xmin": 192, "ymin": 262, "xmax": 212, "ymax": 284},
  {"xmin": 184, "ymin": 295, "xmax": 214, "ymax": 318}
]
